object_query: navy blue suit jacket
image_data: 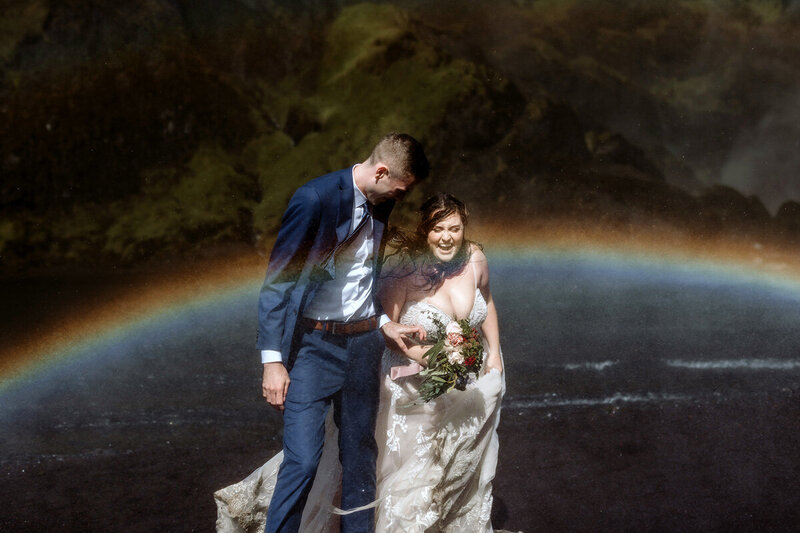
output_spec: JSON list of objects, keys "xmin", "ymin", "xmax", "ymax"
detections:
[{"xmin": 256, "ymin": 168, "xmax": 393, "ymax": 367}]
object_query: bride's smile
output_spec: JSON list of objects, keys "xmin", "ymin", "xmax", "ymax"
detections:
[{"xmin": 426, "ymin": 212, "xmax": 464, "ymax": 262}]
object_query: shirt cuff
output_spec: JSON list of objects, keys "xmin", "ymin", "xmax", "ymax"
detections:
[
  {"xmin": 378, "ymin": 314, "xmax": 391, "ymax": 328},
  {"xmin": 261, "ymin": 349, "xmax": 282, "ymax": 364}
]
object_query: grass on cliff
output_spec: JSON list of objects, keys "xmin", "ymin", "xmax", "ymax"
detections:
[
  {"xmin": 1, "ymin": 3, "xmax": 496, "ymax": 265},
  {"xmin": 5, "ymin": 0, "xmax": 798, "ymax": 270},
  {"xmin": 250, "ymin": 3, "xmax": 498, "ymax": 238},
  {"xmin": 104, "ymin": 144, "xmax": 258, "ymax": 262}
]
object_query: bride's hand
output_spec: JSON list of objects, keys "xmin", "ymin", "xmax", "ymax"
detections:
[
  {"xmin": 381, "ymin": 321, "xmax": 426, "ymax": 354},
  {"xmin": 485, "ymin": 355, "xmax": 503, "ymax": 375}
]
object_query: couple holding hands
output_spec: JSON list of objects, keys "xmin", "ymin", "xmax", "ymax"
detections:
[{"xmin": 216, "ymin": 133, "xmax": 506, "ymax": 532}]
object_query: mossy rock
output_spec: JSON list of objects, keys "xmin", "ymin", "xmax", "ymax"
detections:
[{"xmin": 104, "ymin": 143, "xmax": 258, "ymax": 261}]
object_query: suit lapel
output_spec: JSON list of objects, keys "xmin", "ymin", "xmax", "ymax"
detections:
[
  {"xmin": 314, "ymin": 169, "xmax": 354, "ymax": 282},
  {"xmin": 336, "ymin": 170, "xmax": 353, "ymax": 246}
]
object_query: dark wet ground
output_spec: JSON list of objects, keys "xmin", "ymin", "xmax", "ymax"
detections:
[{"xmin": 2, "ymin": 256, "xmax": 800, "ymax": 531}]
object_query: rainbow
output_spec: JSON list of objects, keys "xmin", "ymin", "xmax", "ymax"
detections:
[
  {"xmin": 4, "ymin": 224, "xmax": 800, "ymax": 395},
  {"xmin": 0, "ymin": 254, "xmax": 265, "ymax": 393}
]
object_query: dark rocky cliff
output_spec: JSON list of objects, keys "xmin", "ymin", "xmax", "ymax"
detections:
[{"xmin": 2, "ymin": 0, "xmax": 800, "ymax": 272}]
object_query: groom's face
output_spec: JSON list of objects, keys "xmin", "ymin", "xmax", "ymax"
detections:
[{"xmin": 368, "ymin": 169, "xmax": 416, "ymax": 205}]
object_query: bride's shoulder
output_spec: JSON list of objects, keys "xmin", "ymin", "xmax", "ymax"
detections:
[
  {"xmin": 469, "ymin": 242, "xmax": 486, "ymax": 257},
  {"xmin": 468, "ymin": 243, "xmax": 490, "ymax": 285},
  {"xmin": 468, "ymin": 243, "xmax": 489, "ymax": 267}
]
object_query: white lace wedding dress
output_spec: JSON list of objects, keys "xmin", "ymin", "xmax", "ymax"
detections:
[{"xmin": 215, "ymin": 288, "xmax": 506, "ymax": 532}]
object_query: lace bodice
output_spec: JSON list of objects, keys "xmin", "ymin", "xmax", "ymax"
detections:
[
  {"xmin": 399, "ymin": 288, "xmax": 488, "ymax": 336},
  {"xmin": 380, "ymin": 287, "xmax": 489, "ymax": 377}
]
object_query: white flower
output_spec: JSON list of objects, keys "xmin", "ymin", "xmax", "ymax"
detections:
[
  {"xmin": 445, "ymin": 322, "xmax": 462, "ymax": 336},
  {"xmin": 447, "ymin": 349, "xmax": 464, "ymax": 365}
]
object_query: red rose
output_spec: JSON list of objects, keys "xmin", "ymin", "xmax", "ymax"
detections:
[
  {"xmin": 464, "ymin": 356, "xmax": 477, "ymax": 367},
  {"xmin": 447, "ymin": 332, "xmax": 465, "ymax": 346}
]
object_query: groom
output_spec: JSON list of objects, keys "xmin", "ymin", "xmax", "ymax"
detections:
[{"xmin": 257, "ymin": 133, "xmax": 429, "ymax": 532}]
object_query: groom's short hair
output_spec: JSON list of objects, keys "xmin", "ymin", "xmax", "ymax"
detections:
[{"xmin": 369, "ymin": 133, "xmax": 429, "ymax": 182}]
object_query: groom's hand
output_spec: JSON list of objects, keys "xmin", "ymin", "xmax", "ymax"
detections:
[
  {"xmin": 262, "ymin": 362, "xmax": 291, "ymax": 411},
  {"xmin": 380, "ymin": 321, "xmax": 426, "ymax": 354}
]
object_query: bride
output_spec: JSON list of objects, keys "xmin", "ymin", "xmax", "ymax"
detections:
[{"xmin": 215, "ymin": 194, "xmax": 506, "ymax": 532}]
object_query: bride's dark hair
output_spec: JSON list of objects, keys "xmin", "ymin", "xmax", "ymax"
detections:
[{"xmin": 384, "ymin": 193, "xmax": 480, "ymax": 290}]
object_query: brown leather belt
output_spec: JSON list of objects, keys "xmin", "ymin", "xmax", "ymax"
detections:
[{"xmin": 302, "ymin": 316, "xmax": 379, "ymax": 335}]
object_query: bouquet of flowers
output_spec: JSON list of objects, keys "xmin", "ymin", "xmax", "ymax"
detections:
[{"xmin": 414, "ymin": 315, "xmax": 484, "ymax": 403}]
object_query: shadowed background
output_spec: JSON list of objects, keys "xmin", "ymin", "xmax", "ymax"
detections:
[{"xmin": 2, "ymin": 0, "xmax": 800, "ymax": 531}]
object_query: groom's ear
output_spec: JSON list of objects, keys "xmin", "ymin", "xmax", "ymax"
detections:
[{"xmin": 374, "ymin": 163, "xmax": 389, "ymax": 181}]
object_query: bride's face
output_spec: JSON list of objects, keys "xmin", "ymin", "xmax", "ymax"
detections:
[{"xmin": 426, "ymin": 212, "xmax": 464, "ymax": 263}]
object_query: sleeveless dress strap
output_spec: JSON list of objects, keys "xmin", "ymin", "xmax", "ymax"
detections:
[{"xmin": 471, "ymin": 258, "xmax": 478, "ymax": 291}]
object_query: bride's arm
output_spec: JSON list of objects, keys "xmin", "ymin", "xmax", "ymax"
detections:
[
  {"xmin": 379, "ymin": 266, "xmax": 431, "ymax": 366},
  {"xmin": 473, "ymin": 248, "xmax": 503, "ymax": 373},
  {"xmin": 395, "ymin": 340, "xmax": 434, "ymax": 367}
]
